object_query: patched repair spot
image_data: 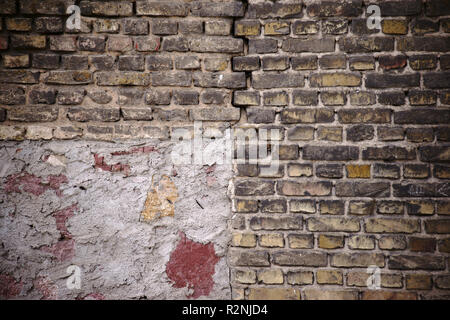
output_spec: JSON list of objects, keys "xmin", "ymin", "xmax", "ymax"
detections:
[
  {"xmin": 166, "ymin": 232, "xmax": 219, "ymax": 299},
  {"xmin": 141, "ymin": 175, "xmax": 178, "ymax": 221}
]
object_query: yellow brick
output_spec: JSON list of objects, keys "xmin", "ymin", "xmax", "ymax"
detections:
[
  {"xmin": 234, "ymin": 270, "xmax": 256, "ymax": 284},
  {"xmin": 317, "ymin": 270, "xmax": 343, "ymax": 285},
  {"xmin": 232, "ymin": 233, "xmax": 256, "ymax": 247},
  {"xmin": 257, "ymin": 269, "xmax": 284, "ymax": 284},
  {"xmin": 248, "ymin": 288, "xmax": 300, "ymax": 300},
  {"xmin": 235, "ymin": 22, "xmax": 260, "ymax": 36},
  {"xmin": 318, "ymin": 234, "xmax": 344, "ymax": 249},
  {"xmin": 265, "ymin": 21, "xmax": 289, "ymax": 35},
  {"xmin": 382, "ymin": 19, "xmax": 408, "ymax": 35},
  {"xmin": 6, "ymin": 18, "xmax": 32, "ymax": 31},
  {"xmin": 259, "ymin": 234, "xmax": 284, "ymax": 248},
  {"xmin": 346, "ymin": 165, "xmax": 371, "ymax": 178}
]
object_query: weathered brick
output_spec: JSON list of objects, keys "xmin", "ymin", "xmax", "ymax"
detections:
[
  {"xmin": 90, "ymin": 55, "xmax": 115, "ymax": 70},
  {"xmin": 233, "ymin": 91, "xmax": 260, "ymax": 106},
  {"xmin": 67, "ymin": 107, "xmax": 120, "ymax": 122},
  {"xmin": 338, "ymin": 109, "xmax": 391, "ymax": 123},
  {"xmin": 201, "ymin": 90, "xmax": 227, "ymax": 105},
  {"xmin": 336, "ymin": 182, "xmax": 390, "ymax": 197},
  {"xmin": 320, "ymin": 201, "xmax": 345, "ymax": 215},
  {"xmin": 397, "ymin": 37, "xmax": 450, "ymax": 52},
  {"xmin": 426, "ymin": 0, "xmax": 450, "ymax": 16},
  {"xmin": 249, "ymin": 39, "xmax": 278, "ymax": 54},
  {"xmin": 388, "ymin": 255, "xmax": 445, "ymax": 270},
  {"xmin": 80, "ymin": 1, "xmax": 132, "ymax": 16},
  {"xmin": 365, "ymin": 218, "xmax": 420, "ymax": 234},
  {"xmin": 248, "ymin": 288, "xmax": 300, "ymax": 300},
  {"xmin": 331, "ymin": 253, "xmax": 384, "ymax": 267},
  {"xmin": 136, "ymin": 1, "xmax": 187, "ymax": 16},
  {"xmin": 362, "ymin": 291, "xmax": 417, "ymax": 300},
  {"xmin": 321, "ymin": 92, "xmax": 346, "ymax": 106},
  {"xmin": 307, "ymin": 0, "xmax": 362, "ymax": 17},
  {"xmin": 189, "ymin": 37, "xmax": 243, "ymax": 53},
  {"xmin": 290, "ymin": 200, "xmax": 316, "ymax": 214},
  {"xmin": 61, "ymin": 55, "xmax": 88, "ymax": 70},
  {"xmin": 29, "ymin": 88, "xmax": 56, "ymax": 104},
  {"xmin": 287, "ymin": 271, "xmax": 313, "ymax": 285},
  {"xmin": 49, "ymin": 35, "xmax": 77, "ymax": 52},
  {"xmin": 393, "ymin": 183, "xmax": 441, "ymax": 197},
  {"xmin": 382, "ymin": 19, "xmax": 408, "ymax": 34},
  {"xmin": 319, "ymin": 235, "xmax": 344, "ymax": 249},
  {"xmin": 410, "ymin": 54, "xmax": 437, "ymax": 70},
  {"xmin": 346, "ymin": 164, "xmax": 371, "ymax": 178},
  {"xmin": 8, "ymin": 106, "xmax": 58, "ymax": 122},
  {"xmin": 119, "ymin": 55, "xmax": 145, "ymax": 71},
  {"xmin": 248, "ymin": 2, "xmax": 302, "ymax": 19},
  {"xmin": 434, "ymin": 165, "xmax": 450, "ymax": 179},
  {"xmin": 363, "ymin": 147, "xmax": 415, "ymax": 161},
  {"xmin": 307, "ymin": 217, "xmax": 360, "ymax": 232},
  {"xmin": 193, "ymin": 72, "xmax": 245, "ymax": 89},
  {"xmin": 135, "ymin": 36, "xmax": 161, "ymax": 52},
  {"xmin": 264, "ymin": 91, "xmax": 288, "ymax": 106},
  {"xmin": 425, "ymin": 220, "xmax": 450, "ymax": 234},
  {"xmin": 373, "ymin": 164, "xmax": 401, "ymax": 180},
  {"xmin": 304, "ymin": 289, "xmax": 358, "ymax": 300},
  {"xmin": 250, "ymin": 216, "xmax": 302, "ymax": 231},
  {"xmin": 78, "ymin": 36, "xmax": 105, "ymax": 52},
  {"xmin": 409, "ymin": 237, "xmax": 436, "ymax": 252},
  {"xmin": 96, "ymin": 72, "xmax": 150, "ymax": 86},
  {"xmin": 293, "ymin": 21, "xmax": 318, "ymax": 35},
  {"xmin": 123, "ymin": 19, "xmax": 149, "ymax": 35},
  {"xmin": 232, "ymin": 233, "xmax": 256, "ymax": 248},
  {"xmin": 0, "ymin": 70, "xmax": 40, "ymax": 84},
  {"xmin": 3, "ymin": 55, "xmax": 29, "ymax": 68},
  {"xmin": 317, "ymin": 127, "xmax": 342, "ymax": 142},
  {"xmin": 379, "ymin": 235, "xmax": 407, "ymax": 250},
  {"xmin": 346, "ymin": 125, "xmax": 374, "ymax": 142},
  {"xmin": 259, "ymin": 234, "xmax": 284, "ymax": 248},
  {"xmin": 348, "ymin": 235, "xmax": 375, "ymax": 250},
  {"xmin": 93, "ymin": 19, "xmax": 119, "ymax": 33},
  {"xmin": 205, "ymin": 21, "xmax": 231, "ymax": 36},
  {"xmin": 283, "ymin": 38, "xmax": 335, "ymax": 53},
  {"xmin": 424, "ymin": 72, "xmax": 450, "ymax": 89},
  {"xmin": 273, "ymin": 251, "xmax": 327, "ymax": 267},
  {"xmin": 316, "ymin": 164, "xmax": 343, "ymax": 179},
  {"xmin": 406, "ymin": 274, "xmax": 432, "ymax": 290},
  {"xmin": 11, "ymin": 35, "xmax": 46, "ymax": 49},
  {"xmin": 229, "ymin": 249, "xmax": 270, "ymax": 267},
  {"xmin": 287, "ymin": 126, "xmax": 314, "ymax": 141},
  {"xmin": 303, "ymin": 146, "xmax": 358, "ymax": 161},
  {"xmin": 339, "ymin": 37, "xmax": 394, "ymax": 53},
  {"xmin": 291, "ymin": 56, "xmax": 317, "ymax": 70},
  {"xmin": 395, "ymin": 109, "xmax": 450, "ymax": 125},
  {"xmin": 420, "ymin": 146, "xmax": 450, "ymax": 162},
  {"xmin": 6, "ymin": 18, "xmax": 32, "ymax": 31},
  {"xmin": 349, "ymin": 56, "xmax": 375, "ymax": 70},
  {"xmin": 253, "ymin": 74, "xmax": 304, "ymax": 89},
  {"xmin": 277, "ymin": 181, "xmax": 332, "ymax": 196},
  {"xmin": 175, "ymin": 56, "xmax": 200, "ymax": 70},
  {"xmin": 0, "ymin": 86, "xmax": 25, "ymax": 105}
]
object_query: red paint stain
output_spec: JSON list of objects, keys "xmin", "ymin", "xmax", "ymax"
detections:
[
  {"xmin": 0, "ymin": 274, "xmax": 22, "ymax": 299},
  {"xmin": 76, "ymin": 293, "xmax": 105, "ymax": 300},
  {"xmin": 4, "ymin": 173, "xmax": 68, "ymax": 197},
  {"xmin": 41, "ymin": 239, "xmax": 75, "ymax": 262},
  {"xmin": 111, "ymin": 146, "xmax": 156, "ymax": 156},
  {"xmin": 93, "ymin": 153, "xmax": 130, "ymax": 175},
  {"xmin": 53, "ymin": 204, "xmax": 77, "ymax": 239},
  {"xmin": 166, "ymin": 232, "xmax": 219, "ymax": 299},
  {"xmin": 33, "ymin": 276, "xmax": 57, "ymax": 300}
]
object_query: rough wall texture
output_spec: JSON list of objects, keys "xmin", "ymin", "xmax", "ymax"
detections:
[{"xmin": 0, "ymin": 0, "xmax": 449, "ymax": 300}]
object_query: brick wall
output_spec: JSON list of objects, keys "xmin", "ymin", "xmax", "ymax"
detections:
[{"xmin": 0, "ymin": 0, "xmax": 449, "ymax": 300}]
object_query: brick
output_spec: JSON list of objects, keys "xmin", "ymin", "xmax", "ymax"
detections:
[
  {"xmin": 406, "ymin": 274, "xmax": 432, "ymax": 290},
  {"xmin": 119, "ymin": 55, "xmax": 145, "ymax": 71},
  {"xmin": 320, "ymin": 201, "xmax": 345, "ymax": 215},
  {"xmin": 262, "ymin": 56, "xmax": 289, "ymax": 71},
  {"xmin": 249, "ymin": 39, "xmax": 278, "ymax": 54},
  {"xmin": 229, "ymin": 249, "xmax": 270, "ymax": 267},
  {"xmin": 233, "ymin": 92, "xmax": 259, "ymax": 106},
  {"xmin": 419, "ymin": 146, "xmax": 450, "ymax": 163},
  {"xmin": 265, "ymin": 21, "xmax": 289, "ymax": 36},
  {"xmin": 0, "ymin": 36, "xmax": 8, "ymax": 50},
  {"xmin": 316, "ymin": 270, "xmax": 343, "ymax": 285},
  {"xmin": 0, "ymin": 86, "xmax": 25, "ymax": 105},
  {"xmin": 293, "ymin": 21, "xmax": 318, "ymax": 35},
  {"xmin": 90, "ymin": 55, "xmax": 115, "ymax": 70},
  {"xmin": 434, "ymin": 165, "xmax": 450, "ymax": 179},
  {"xmin": 204, "ymin": 57, "xmax": 228, "ymax": 72},
  {"xmin": 321, "ymin": 92, "xmax": 346, "ymax": 105},
  {"xmin": 121, "ymin": 108, "xmax": 153, "ymax": 121},
  {"xmin": 319, "ymin": 55, "xmax": 346, "ymax": 69},
  {"xmin": 253, "ymin": 74, "xmax": 304, "ymax": 89},
  {"xmin": 146, "ymin": 56, "xmax": 173, "ymax": 71},
  {"xmin": 365, "ymin": 218, "xmax": 420, "ymax": 234},
  {"xmin": 273, "ymin": 251, "xmax": 327, "ymax": 267},
  {"xmin": 3, "ymin": 55, "xmax": 29, "ymax": 68},
  {"xmin": 404, "ymin": 165, "xmax": 429, "ymax": 179},
  {"xmin": 135, "ymin": 36, "xmax": 161, "ymax": 52},
  {"xmin": 424, "ymin": 72, "xmax": 450, "ymax": 89},
  {"xmin": 363, "ymin": 147, "xmax": 415, "ymax": 161},
  {"xmin": 307, "ymin": 217, "xmax": 360, "ymax": 232},
  {"xmin": 388, "ymin": 255, "xmax": 445, "ymax": 270},
  {"xmin": 277, "ymin": 181, "xmax": 332, "ymax": 196},
  {"xmin": 379, "ymin": 236, "xmax": 407, "ymax": 250},
  {"xmin": 118, "ymin": 88, "xmax": 144, "ymax": 106},
  {"xmin": 201, "ymin": 90, "xmax": 227, "ymax": 105},
  {"xmin": 348, "ymin": 235, "xmax": 375, "ymax": 250},
  {"xmin": 25, "ymin": 126, "xmax": 53, "ymax": 140},
  {"xmin": 378, "ymin": 0, "xmax": 422, "ymax": 16},
  {"xmin": 193, "ymin": 72, "xmax": 245, "ymax": 89},
  {"xmin": 408, "ymin": 90, "xmax": 436, "ymax": 106},
  {"xmin": 347, "ymin": 272, "xmax": 402, "ymax": 288},
  {"xmin": 248, "ymin": 288, "xmax": 300, "ymax": 300},
  {"xmin": 339, "ymin": 109, "xmax": 391, "ymax": 124},
  {"xmin": 234, "ymin": 270, "xmax": 256, "ymax": 284},
  {"xmin": 235, "ymin": 21, "xmax": 260, "ymax": 36},
  {"xmin": 397, "ymin": 37, "xmax": 450, "ymax": 52},
  {"xmin": 287, "ymin": 234, "xmax": 313, "ymax": 249},
  {"xmin": 291, "ymin": 56, "xmax": 317, "ymax": 70},
  {"xmin": 425, "ymin": 220, "xmax": 450, "ymax": 234},
  {"xmin": 258, "ymin": 269, "xmax": 283, "ymax": 284},
  {"xmin": 409, "ymin": 237, "xmax": 436, "ymax": 252},
  {"xmin": 287, "ymin": 271, "xmax": 313, "ymax": 285},
  {"xmin": 233, "ymin": 56, "xmax": 259, "ymax": 72},
  {"xmin": 377, "ymin": 127, "xmax": 404, "ymax": 142},
  {"xmin": 93, "ymin": 19, "xmax": 119, "ymax": 33},
  {"xmin": 412, "ymin": 19, "xmax": 439, "ymax": 34},
  {"xmin": 259, "ymin": 234, "xmax": 284, "ymax": 248},
  {"xmin": 439, "ymin": 238, "xmax": 450, "ymax": 252},
  {"xmin": 317, "ymin": 127, "xmax": 342, "ymax": 142},
  {"xmin": 46, "ymin": 71, "xmax": 92, "ymax": 85},
  {"xmin": 332, "ymin": 252, "xmax": 384, "ymax": 268},
  {"xmin": 151, "ymin": 20, "xmax": 177, "ymax": 36},
  {"xmin": 49, "ymin": 36, "xmax": 77, "ymax": 51},
  {"xmin": 123, "ymin": 19, "xmax": 149, "ymax": 35},
  {"xmin": 205, "ymin": 21, "xmax": 231, "ymax": 36},
  {"xmin": 78, "ymin": 36, "xmax": 105, "ymax": 52},
  {"xmin": 304, "ymin": 289, "xmax": 358, "ymax": 300},
  {"xmin": 346, "ymin": 125, "xmax": 374, "ymax": 142},
  {"xmin": 80, "ymin": 1, "xmax": 133, "ymax": 16},
  {"xmin": 264, "ymin": 91, "xmax": 288, "ymax": 106},
  {"xmin": 316, "ymin": 164, "xmax": 343, "ymax": 178},
  {"xmin": 435, "ymin": 276, "xmax": 450, "ymax": 289},
  {"xmin": 232, "ymin": 233, "xmax": 256, "ymax": 248},
  {"xmin": 175, "ymin": 56, "xmax": 200, "ymax": 70},
  {"xmin": 308, "ymin": 0, "xmax": 361, "ymax": 17},
  {"xmin": 393, "ymin": 183, "xmax": 439, "ymax": 198},
  {"xmin": 349, "ymin": 56, "xmax": 375, "ymax": 70},
  {"xmin": 11, "ymin": 35, "xmax": 46, "ymax": 49},
  {"xmin": 136, "ymin": 1, "xmax": 187, "ymax": 16},
  {"xmin": 346, "ymin": 164, "xmax": 370, "ymax": 178},
  {"xmin": 283, "ymin": 38, "xmax": 335, "ymax": 53},
  {"xmin": 248, "ymin": 2, "xmax": 302, "ymax": 19},
  {"xmin": 366, "ymin": 73, "xmax": 419, "ymax": 88},
  {"xmin": 61, "ymin": 55, "xmax": 88, "ymax": 70},
  {"xmin": 32, "ymin": 54, "xmax": 60, "ymax": 69},
  {"xmin": 290, "ymin": 200, "xmax": 316, "ymax": 214},
  {"xmin": 349, "ymin": 201, "xmax": 375, "ymax": 216},
  {"xmin": 0, "ymin": 70, "xmax": 40, "ymax": 84},
  {"xmin": 0, "ymin": 126, "xmax": 25, "ymax": 140},
  {"xmin": 351, "ymin": 18, "xmax": 378, "ymax": 35},
  {"xmin": 395, "ymin": 109, "xmax": 450, "ymax": 125},
  {"xmin": 319, "ymin": 235, "xmax": 344, "ymax": 249},
  {"xmin": 382, "ymin": 19, "xmax": 408, "ymax": 34},
  {"xmin": 322, "ymin": 19, "xmax": 348, "ymax": 34},
  {"xmin": 96, "ymin": 72, "xmax": 150, "ymax": 86},
  {"xmin": 189, "ymin": 36, "xmax": 243, "ymax": 53},
  {"xmin": 287, "ymin": 126, "xmax": 314, "ymax": 141},
  {"xmin": 0, "ymin": 0, "xmax": 16, "ymax": 14},
  {"xmin": 292, "ymin": 90, "xmax": 317, "ymax": 106},
  {"xmin": 145, "ymin": 90, "xmax": 171, "ymax": 105},
  {"xmin": 377, "ymin": 201, "xmax": 404, "ymax": 215},
  {"xmin": 426, "ymin": 0, "xmax": 450, "ymax": 16},
  {"xmin": 6, "ymin": 18, "xmax": 31, "ymax": 31},
  {"xmin": 362, "ymin": 291, "xmax": 417, "ymax": 300},
  {"xmin": 250, "ymin": 216, "xmax": 302, "ymax": 231},
  {"xmin": 379, "ymin": 55, "xmax": 407, "ymax": 70},
  {"xmin": 191, "ymin": 1, "xmax": 244, "ymax": 17},
  {"xmin": 409, "ymin": 55, "xmax": 437, "ymax": 70},
  {"xmin": 336, "ymin": 182, "xmax": 390, "ymax": 197},
  {"xmin": 87, "ymin": 90, "xmax": 113, "ymax": 104},
  {"xmin": 8, "ymin": 106, "xmax": 58, "ymax": 122},
  {"xmin": 378, "ymin": 92, "xmax": 405, "ymax": 106},
  {"xmin": 303, "ymin": 146, "xmax": 358, "ymax": 161},
  {"xmin": 67, "ymin": 107, "xmax": 120, "ymax": 122},
  {"xmin": 373, "ymin": 164, "xmax": 400, "ymax": 180},
  {"xmin": 339, "ymin": 37, "xmax": 394, "ymax": 53},
  {"xmin": 29, "ymin": 88, "xmax": 56, "ymax": 104}
]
